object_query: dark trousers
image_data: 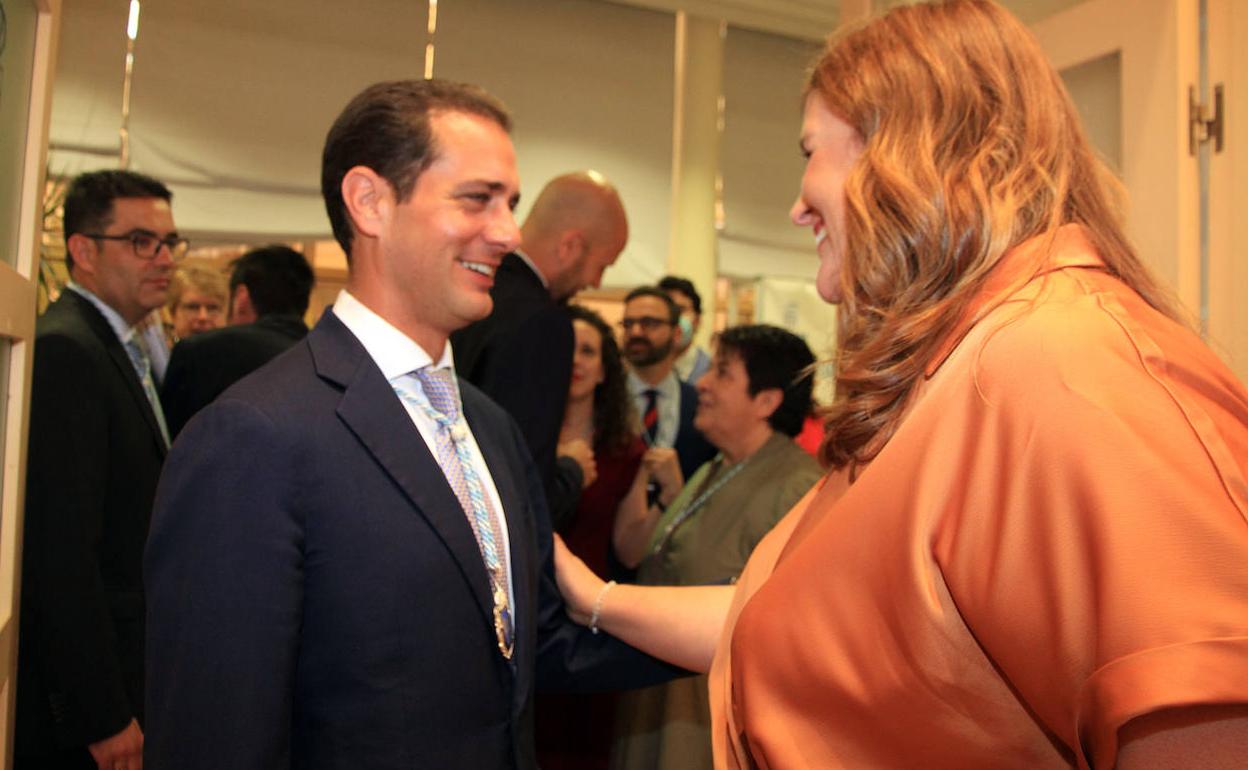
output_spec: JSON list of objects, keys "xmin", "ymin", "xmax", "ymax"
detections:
[{"xmin": 14, "ymin": 747, "xmax": 97, "ymax": 770}]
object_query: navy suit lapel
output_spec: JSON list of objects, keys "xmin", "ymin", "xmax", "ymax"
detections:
[{"xmin": 309, "ymin": 311, "xmax": 497, "ymax": 633}]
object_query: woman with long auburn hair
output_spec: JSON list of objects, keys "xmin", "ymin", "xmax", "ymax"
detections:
[{"xmin": 553, "ymin": 1, "xmax": 1248, "ymax": 767}]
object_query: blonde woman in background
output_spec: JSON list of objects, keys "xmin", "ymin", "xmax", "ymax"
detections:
[
  {"xmin": 554, "ymin": 1, "xmax": 1248, "ymax": 767},
  {"xmin": 165, "ymin": 262, "xmax": 227, "ymax": 343}
]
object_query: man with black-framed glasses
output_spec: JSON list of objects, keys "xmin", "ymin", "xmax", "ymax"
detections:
[
  {"xmin": 17, "ymin": 169, "xmax": 183, "ymax": 770},
  {"xmin": 621, "ymin": 286, "xmax": 716, "ymax": 498}
]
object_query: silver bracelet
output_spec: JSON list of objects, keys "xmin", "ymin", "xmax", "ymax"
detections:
[{"xmin": 589, "ymin": 580, "xmax": 617, "ymax": 635}]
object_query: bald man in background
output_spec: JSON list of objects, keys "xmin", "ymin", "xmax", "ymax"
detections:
[{"xmin": 453, "ymin": 172, "xmax": 628, "ymax": 527}]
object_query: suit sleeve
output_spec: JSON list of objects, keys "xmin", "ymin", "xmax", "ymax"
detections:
[
  {"xmin": 509, "ymin": 419, "xmax": 687, "ymax": 694},
  {"xmin": 23, "ymin": 334, "xmax": 134, "ymax": 745},
  {"xmin": 144, "ymin": 398, "xmax": 303, "ymax": 769},
  {"xmin": 470, "ymin": 307, "xmax": 580, "ymax": 521},
  {"xmin": 548, "ymin": 456, "xmax": 584, "ymax": 531}
]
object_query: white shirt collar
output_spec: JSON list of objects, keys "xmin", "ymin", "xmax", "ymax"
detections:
[
  {"xmin": 66, "ymin": 281, "xmax": 136, "ymax": 345},
  {"xmin": 332, "ymin": 289, "xmax": 454, "ymax": 381},
  {"xmin": 512, "ymin": 248, "xmax": 549, "ymax": 289},
  {"xmin": 627, "ymin": 368, "xmax": 680, "ymax": 400}
]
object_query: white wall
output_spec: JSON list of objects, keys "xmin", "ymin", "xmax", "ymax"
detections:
[
  {"xmin": 435, "ymin": 0, "xmax": 676, "ymax": 290},
  {"xmin": 718, "ymin": 25, "xmax": 819, "ymax": 281}
]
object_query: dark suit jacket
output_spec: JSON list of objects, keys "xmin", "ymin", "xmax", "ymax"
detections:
[
  {"xmin": 161, "ymin": 314, "xmax": 308, "ymax": 439},
  {"xmin": 674, "ymin": 379, "xmax": 716, "ymax": 482},
  {"xmin": 451, "ymin": 253, "xmax": 582, "ymax": 527},
  {"xmin": 144, "ymin": 310, "xmax": 678, "ymax": 770},
  {"xmin": 16, "ymin": 290, "xmax": 166, "ymax": 757}
]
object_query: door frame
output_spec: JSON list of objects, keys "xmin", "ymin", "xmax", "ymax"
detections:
[
  {"xmin": 0, "ymin": 0, "xmax": 61, "ymax": 762},
  {"xmin": 1032, "ymin": 0, "xmax": 1201, "ymax": 316},
  {"xmin": 1206, "ymin": 0, "xmax": 1248, "ymax": 381}
]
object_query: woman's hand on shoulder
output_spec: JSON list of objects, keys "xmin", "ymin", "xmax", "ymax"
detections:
[{"xmin": 553, "ymin": 534, "xmax": 605, "ymax": 625}]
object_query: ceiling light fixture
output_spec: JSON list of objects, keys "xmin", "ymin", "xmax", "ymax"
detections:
[
  {"xmin": 424, "ymin": 0, "xmax": 439, "ymax": 79},
  {"xmin": 119, "ymin": 0, "xmax": 141, "ymax": 168}
]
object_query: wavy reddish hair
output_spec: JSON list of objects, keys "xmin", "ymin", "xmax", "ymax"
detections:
[{"xmin": 810, "ymin": 0, "xmax": 1181, "ymax": 470}]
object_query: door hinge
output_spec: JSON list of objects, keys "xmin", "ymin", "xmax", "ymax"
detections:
[{"xmin": 1189, "ymin": 84, "xmax": 1225, "ymax": 155}]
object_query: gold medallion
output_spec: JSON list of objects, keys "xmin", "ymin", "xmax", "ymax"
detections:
[{"xmin": 493, "ymin": 585, "xmax": 514, "ymax": 660}]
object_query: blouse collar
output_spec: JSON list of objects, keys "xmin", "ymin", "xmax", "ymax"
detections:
[{"xmin": 924, "ymin": 224, "xmax": 1106, "ymax": 378}]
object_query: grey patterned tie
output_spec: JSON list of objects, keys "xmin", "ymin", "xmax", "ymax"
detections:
[
  {"xmin": 392, "ymin": 367, "xmax": 514, "ymax": 659},
  {"xmin": 124, "ymin": 335, "xmax": 170, "ymax": 448}
]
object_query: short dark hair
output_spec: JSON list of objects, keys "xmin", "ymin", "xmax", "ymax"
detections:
[
  {"xmin": 229, "ymin": 245, "xmax": 315, "ymax": 317},
  {"xmin": 568, "ymin": 304, "xmax": 636, "ymax": 453},
  {"xmin": 624, "ymin": 285, "xmax": 680, "ymax": 323},
  {"xmin": 321, "ymin": 79, "xmax": 512, "ymax": 258},
  {"xmin": 658, "ymin": 275, "xmax": 701, "ymax": 315},
  {"xmin": 62, "ymin": 169, "xmax": 172, "ymax": 269},
  {"xmin": 716, "ymin": 324, "xmax": 815, "ymax": 437}
]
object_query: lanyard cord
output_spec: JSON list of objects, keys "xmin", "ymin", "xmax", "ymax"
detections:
[
  {"xmin": 649, "ymin": 455, "xmax": 748, "ymax": 557},
  {"xmin": 393, "ymin": 378, "xmax": 507, "ymax": 581}
]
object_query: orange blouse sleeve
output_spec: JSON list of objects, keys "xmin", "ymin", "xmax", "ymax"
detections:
[{"xmin": 935, "ymin": 275, "xmax": 1248, "ymax": 768}]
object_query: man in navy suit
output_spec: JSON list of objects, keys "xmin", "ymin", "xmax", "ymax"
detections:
[
  {"xmin": 622, "ymin": 286, "xmax": 716, "ymax": 489},
  {"xmin": 18, "ymin": 170, "xmax": 183, "ymax": 770},
  {"xmin": 144, "ymin": 79, "xmax": 675, "ymax": 769}
]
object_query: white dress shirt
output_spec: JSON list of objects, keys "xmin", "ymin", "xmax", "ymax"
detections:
[
  {"xmin": 627, "ymin": 368, "xmax": 682, "ymax": 448},
  {"xmin": 332, "ymin": 290, "xmax": 515, "ymax": 606},
  {"xmin": 674, "ymin": 344, "xmax": 711, "ymax": 385},
  {"xmin": 67, "ymin": 281, "xmax": 137, "ymax": 347},
  {"xmin": 67, "ymin": 282, "xmax": 154, "ymax": 377}
]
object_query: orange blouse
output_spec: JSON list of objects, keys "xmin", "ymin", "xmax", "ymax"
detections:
[{"xmin": 709, "ymin": 226, "xmax": 1248, "ymax": 769}]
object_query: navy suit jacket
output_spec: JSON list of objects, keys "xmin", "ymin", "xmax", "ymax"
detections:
[
  {"xmin": 17, "ymin": 290, "xmax": 166, "ymax": 757},
  {"xmin": 144, "ymin": 310, "xmax": 677, "ymax": 770},
  {"xmin": 451, "ymin": 253, "xmax": 582, "ymax": 527}
]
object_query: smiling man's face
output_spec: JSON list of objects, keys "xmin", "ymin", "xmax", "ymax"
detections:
[{"xmin": 378, "ymin": 110, "xmax": 522, "ymax": 342}]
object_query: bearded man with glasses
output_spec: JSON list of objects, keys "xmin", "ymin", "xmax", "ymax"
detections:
[
  {"xmin": 17, "ymin": 169, "xmax": 185, "ymax": 770},
  {"xmin": 621, "ymin": 286, "xmax": 716, "ymax": 505}
]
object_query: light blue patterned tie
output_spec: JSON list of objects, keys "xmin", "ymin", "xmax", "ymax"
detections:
[
  {"xmin": 393, "ymin": 366, "xmax": 514, "ymax": 659},
  {"xmin": 124, "ymin": 335, "xmax": 170, "ymax": 449}
]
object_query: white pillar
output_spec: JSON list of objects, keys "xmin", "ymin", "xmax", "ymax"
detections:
[{"xmin": 667, "ymin": 12, "xmax": 723, "ymax": 349}]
